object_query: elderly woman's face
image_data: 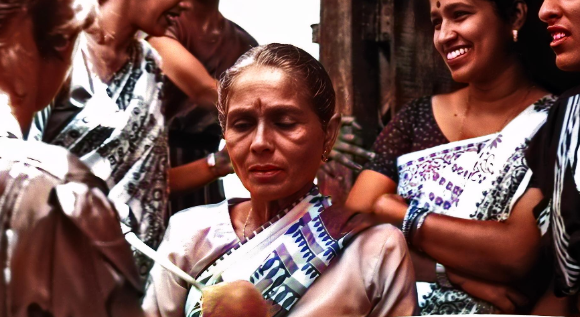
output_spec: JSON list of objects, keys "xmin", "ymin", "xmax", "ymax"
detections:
[
  {"xmin": 539, "ymin": 0, "xmax": 580, "ymax": 71},
  {"xmin": 430, "ymin": 0, "xmax": 514, "ymax": 83},
  {"xmin": 224, "ymin": 66, "xmax": 326, "ymax": 202}
]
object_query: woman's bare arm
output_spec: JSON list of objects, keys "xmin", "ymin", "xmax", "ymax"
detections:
[
  {"xmin": 345, "ymin": 170, "xmax": 397, "ymax": 214},
  {"xmin": 412, "ymin": 187, "xmax": 544, "ymax": 282},
  {"xmin": 148, "ymin": 36, "xmax": 217, "ymax": 116}
]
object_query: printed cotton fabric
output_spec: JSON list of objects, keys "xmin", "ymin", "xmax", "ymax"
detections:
[
  {"xmin": 526, "ymin": 87, "xmax": 580, "ymax": 296},
  {"xmin": 396, "ymin": 96, "xmax": 555, "ymax": 314},
  {"xmin": 36, "ymin": 35, "xmax": 169, "ymax": 279}
]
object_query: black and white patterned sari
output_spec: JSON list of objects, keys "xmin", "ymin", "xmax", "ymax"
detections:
[{"xmin": 36, "ymin": 35, "xmax": 169, "ymax": 279}]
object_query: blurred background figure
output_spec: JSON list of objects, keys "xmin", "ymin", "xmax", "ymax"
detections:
[
  {"xmin": 0, "ymin": 0, "xmax": 143, "ymax": 315},
  {"xmin": 148, "ymin": 0, "xmax": 258, "ymax": 213}
]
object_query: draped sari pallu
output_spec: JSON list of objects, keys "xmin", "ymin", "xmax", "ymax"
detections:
[
  {"xmin": 184, "ymin": 187, "xmax": 348, "ymax": 317},
  {"xmin": 39, "ymin": 35, "xmax": 169, "ymax": 278},
  {"xmin": 396, "ymin": 97, "xmax": 555, "ymax": 315}
]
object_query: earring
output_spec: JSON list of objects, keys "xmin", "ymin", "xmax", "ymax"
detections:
[
  {"xmin": 321, "ymin": 150, "xmax": 330, "ymax": 162},
  {"xmin": 512, "ymin": 29, "xmax": 518, "ymax": 42}
]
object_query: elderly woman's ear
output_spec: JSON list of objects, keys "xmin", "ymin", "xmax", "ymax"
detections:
[{"xmin": 323, "ymin": 112, "xmax": 341, "ymax": 156}]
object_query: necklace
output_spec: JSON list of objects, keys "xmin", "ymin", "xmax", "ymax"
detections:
[
  {"xmin": 242, "ymin": 207, "xmax": 252, "ymax": 240},
  {"xmin": 457, "ymin": 85, "xmax": 535, "ymax": 140}
]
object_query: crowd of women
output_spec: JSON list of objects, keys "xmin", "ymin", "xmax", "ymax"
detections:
[{"xmin": 1, "ymin": 0, "xmax": 580, "ymax": 315}]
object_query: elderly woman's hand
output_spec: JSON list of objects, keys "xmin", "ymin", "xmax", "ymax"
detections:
[
  {"xmin": 446, "ymin": 269, "xmax": 528, "ymax": 314},
  {"xmin": 201, "ymin": 280, "xmax": 270, "ymax": 317},
  {"xmin": 372, "ymin": 193, "xmax": 408, "ymax": 226},
  {"xmin": 320, "ymin": 116, "xmax": 375, "ymax": 174}
]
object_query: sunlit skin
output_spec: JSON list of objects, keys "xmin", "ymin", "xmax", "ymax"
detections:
[
  {"xmin": 224, "ymin": 66, "xmax": 327, "ymax": 210},
  {"xmin": 429, "ymin": 0, "xmax": 517, "ymax": 84},
  {"xmin": 539, "ymin": 0, "xmax": 580, "ymax": 72},
  {"xmin": 0, "ymin": 3, "xmax": 82, "ymax": 132}
]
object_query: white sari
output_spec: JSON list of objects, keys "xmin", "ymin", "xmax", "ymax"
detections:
[{"xmin": 397, "ymin": 96, "xmax": 556, "ymax": 314}]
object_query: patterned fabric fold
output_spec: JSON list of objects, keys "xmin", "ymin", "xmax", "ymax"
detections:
[
  {"xmin": 396, "ymin": 96, "xmax": 555, "ymax": 315},
  {"xmin": 184, "ymin": 186, "xmax": 346, "ymax": 317}
]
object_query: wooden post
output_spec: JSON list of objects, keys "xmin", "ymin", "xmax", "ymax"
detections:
[
  {"xmin": 316, "ymin": 0, "xmax": 456, "ymax": 202},
  {"xmin": 317, "ymin": 0, "xmax": 382, "ymax": 203}
]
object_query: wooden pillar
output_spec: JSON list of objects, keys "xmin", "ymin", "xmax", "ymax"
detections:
[
  {"xmin": 317, "ymin": 0, "xmax": 382, "ymax": 203},
  {"xmin": 316, "ymin": 0, "xmax": 456, "ymax": 202}
]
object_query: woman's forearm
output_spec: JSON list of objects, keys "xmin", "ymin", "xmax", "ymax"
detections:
[
  {"xmin": 169, "ymin": 158, "xmax": 218, "ymax": 197},
  {"xmin": 413, "ymin": 188, "xmax": 544, "ymax": 282},
  {"xmin": 410, "ymin": 249, "xmax": 436, "ymax": 282}
]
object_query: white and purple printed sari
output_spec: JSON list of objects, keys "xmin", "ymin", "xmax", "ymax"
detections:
[{"xmin": 397, "ymin": 96, "xmax": 555, "ymax": 315}]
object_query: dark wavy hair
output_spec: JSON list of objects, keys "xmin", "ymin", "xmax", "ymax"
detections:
[
  {"xmin": 217, "ymin": 43, "xmax": 336, "ymax": 131},
  {"xmin": 0, "ymin": 0, "xmax": 95, "ymax": 57}
]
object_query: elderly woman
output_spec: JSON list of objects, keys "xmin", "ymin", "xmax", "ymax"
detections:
[
  {"xmin": 143, "ymin": 43, "xmax": 418, "ymax": 317},
  {"xmin": 347, "ymin": 0, "xmax": 558, "ymax": 314},
  {"xmin": 0, "ymin": 0, "xmax": 142, "ymax": 315}
]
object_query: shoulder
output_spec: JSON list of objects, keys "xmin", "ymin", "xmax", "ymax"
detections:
[
  {"xmin": 228, "ymin": 20, "xmax": 259, "ymax": 47},
  {"xmin": 342, "ymin": 224, "xmax": 409, "ymax": 269},
  {"xmin": 136, "ymin": 39, "xmax": 163, "ymax": 70},
  {"xmin": 560, "ymin": 85, "xmax": 580, "ymax": 100},
  {"xmin": 396, "ymin": 96, "xmax": 432, "ymax": 118},
  {"xmin": 0, "ymin": 139, "xmax": 91, "ymax": 183}
]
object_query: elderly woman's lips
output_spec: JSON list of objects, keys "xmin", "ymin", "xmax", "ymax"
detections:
[{"xmin": 248, "ymin": 165, "xmax": 283, "ymax": 179}]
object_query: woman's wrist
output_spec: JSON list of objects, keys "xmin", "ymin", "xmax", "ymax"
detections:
[
  {"xmin": 401, "ymin": 205, "xmax": 429, "ymax": 246},
  {"xmin": 435, "ymin": 263, "xmax": 453, "ymax": 288}
]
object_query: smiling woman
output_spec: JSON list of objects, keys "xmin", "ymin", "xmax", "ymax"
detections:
[{"xmin": 346, "ymin": 0, "xmax": 558, "ymax": 314}]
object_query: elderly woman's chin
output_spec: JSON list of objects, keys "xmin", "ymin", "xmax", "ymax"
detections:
[{"xmin": 244, "ymin": 172, "xmax": 315, "ymax": 202}]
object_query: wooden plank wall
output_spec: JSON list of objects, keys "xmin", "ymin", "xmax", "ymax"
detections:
[{"xmin": 317, "ymin": 0, "xmax": 457, "ymax": 201}]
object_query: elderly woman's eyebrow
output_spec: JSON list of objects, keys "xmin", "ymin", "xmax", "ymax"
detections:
[{"xmin": 266, "ymin": 104, "xmax": 305, "ymax": 116}]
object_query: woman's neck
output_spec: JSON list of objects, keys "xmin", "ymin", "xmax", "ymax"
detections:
[
  {"xmin": 465, "ymin": 57, "xmax": 536, "ymax": 115},
  {"xmin": 249, "ymin": 183, "xmax": 314, "ymax": 225},
  {"xmin": 85, "ymin": 1, "xmax": 137, "ymax": 82}
]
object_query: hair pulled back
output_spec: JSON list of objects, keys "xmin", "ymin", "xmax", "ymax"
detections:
[{"xmin": 217, "ymin": 43, "xmax": 336, "ymax": 131}]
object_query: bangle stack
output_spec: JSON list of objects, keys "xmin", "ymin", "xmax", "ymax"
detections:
[{"xmin": 401, "ymin": 205, "xmax": 430, "ymax": 246}]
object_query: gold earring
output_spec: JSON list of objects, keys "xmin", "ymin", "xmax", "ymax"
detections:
[
  {"xmin": 321, "ymin": 150, "xmax": 330, "ymax": 162},
  {"xmin": 512, "ymin": 29, "xmax": 518, "ymax": 42}
]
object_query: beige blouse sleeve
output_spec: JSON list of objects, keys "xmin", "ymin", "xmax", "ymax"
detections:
[
  {"xmin": 366, "ymin": 225, "xmax": 419, "ymax": 317},
  {"xmin": 142, "ymin": 218, "xmax": 191, "ymax": 317},
  {"xmin": 142, "ymin": 202, "xmax": 239, "ymax": 317}
]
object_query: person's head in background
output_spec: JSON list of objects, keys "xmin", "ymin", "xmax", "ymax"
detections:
[
  {"xmin": 0, "ymin": 0, "xmax": 95, "ymax": 132},
  {"xmin": 429, "ymin": 0, "xmax": 529, "ymax": 85},
  {"xmin": 539, "ymin": 0, "xmax": 580, "ymax": 72},
  {"xmin": 429, "ymin": 0, "xmax": 578, "ymax": 93}
]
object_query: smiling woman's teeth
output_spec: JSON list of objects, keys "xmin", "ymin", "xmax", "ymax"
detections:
[
  {"xmin": 447, "ymin": 48, "xmax": 471, "ymax": 60},
  {"xmin": 553, "ymin": 32, "xmax": 567, "ymax": 41}
]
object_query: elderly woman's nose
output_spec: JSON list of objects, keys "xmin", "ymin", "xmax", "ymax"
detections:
[{"xmin": 250, "ymin": 122, "xmax": 274, "ymax": 154}]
